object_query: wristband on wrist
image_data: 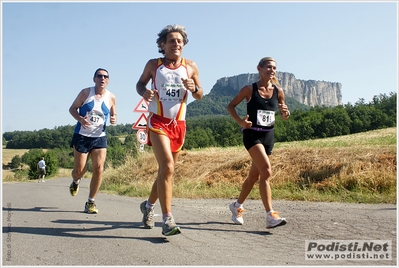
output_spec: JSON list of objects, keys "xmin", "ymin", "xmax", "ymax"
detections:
[{"xmin": 193, "ymin": 85, "xmax": 200, "ymax": 93}]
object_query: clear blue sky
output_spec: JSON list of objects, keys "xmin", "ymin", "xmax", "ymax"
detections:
[{"xmin": 1, "ymin": 1, "xmax": 397, "ymax": 133}]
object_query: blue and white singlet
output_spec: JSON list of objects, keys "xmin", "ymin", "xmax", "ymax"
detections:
[{"xmin": 74, "ymin": 86, "xmax": 112, "ymax": 137}]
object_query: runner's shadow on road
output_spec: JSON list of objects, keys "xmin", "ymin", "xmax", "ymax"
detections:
[
  {"xmin": 4, "ymin": 206, "xmax": 155, "ymax": 215},
  {"xmin": 374, "ymin": 207, "xmax": 396, "ymax": 211},
  {"xmin": 2, "ymin": 206, "xmax": 80, "ymax": 213},
  {"xmin": 178, "ymin": 221, "xmax": 272, "ymax": 236},
  {"xmin": 53, "ymin": 219, "xmax": 171, "ymax": 244},
  {"xmin": 53, "ymin": 219, "xmax": 142, "ymax": 227},
  {"xmin": 3, "ymin": 220, "xmax": 171, "ymax": 244},
  {"xmin": 3, "ymin": 207, "xmax": 109, "ymax": 214}
]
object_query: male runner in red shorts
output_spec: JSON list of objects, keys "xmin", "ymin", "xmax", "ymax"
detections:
[{"xmin": 136, "ymin": 24, "xmax": 203, "ymax": 236}]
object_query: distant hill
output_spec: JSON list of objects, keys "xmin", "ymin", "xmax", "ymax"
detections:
[
  {"xmin": 187, "ymin": 71, "xmax": 341, "ymax": 118},
  {"xmin": 187, "ymin": 90, "xmax": 308, "ymax": 118}
]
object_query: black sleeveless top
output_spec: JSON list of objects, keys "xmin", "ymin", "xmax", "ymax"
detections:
[{"xmin": 247, "ymin": 82, "xmax": 279, "ymax": 129}]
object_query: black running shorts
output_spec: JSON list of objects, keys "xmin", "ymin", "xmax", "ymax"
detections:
[
  {"xmin": 70, "ymin": 133, "xmax": 107, "ymax": 153},
  {"xmin": 242, "ymin": 128, "xmax": 274, "ymax": 155}
]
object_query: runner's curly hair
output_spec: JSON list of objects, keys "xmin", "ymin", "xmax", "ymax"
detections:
[{"xmin": 156, "ymin": 24, "xmax": 189, "ymax": 55}]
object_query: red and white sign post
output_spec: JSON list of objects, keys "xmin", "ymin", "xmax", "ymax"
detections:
[
  {"xmin": 136, "ymin": 129, "xmax": 148, "ymax": 145},
  {"xmin": 133, "ymin": 98, "xmax": 149, "ymax": 151}
]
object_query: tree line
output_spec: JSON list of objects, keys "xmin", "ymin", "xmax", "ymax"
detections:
[
  {"xmin": 3, "ymin": 92, "xmax": 396, "ymax": 179},
  {"xmin": 184, "ymin": 92, "xmax": 396, "ymax": 148}
]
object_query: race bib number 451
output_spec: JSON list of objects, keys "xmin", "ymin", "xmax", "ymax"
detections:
[
  {"xmin": 159, "ymin": 84, "xmax": 185, "ymax": 102},
  {"xmin": 257, "ymin": 110, "xmax": 275, "ymax": 127},
  {"xmin": 157, "ymin": 68, "xmax": 186, "ymax": 102}
]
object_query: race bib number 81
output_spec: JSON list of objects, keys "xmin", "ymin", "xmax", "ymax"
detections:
[{"xmin": 257, "ymin": 110, "xmax": 275, "ymax": 127}]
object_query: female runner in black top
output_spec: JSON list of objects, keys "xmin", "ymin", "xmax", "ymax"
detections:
[{"xmin": 227, "ymin": 57, "xmax": 290, "ymax": 229}]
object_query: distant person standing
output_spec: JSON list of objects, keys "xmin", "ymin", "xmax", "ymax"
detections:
[
  {"xmin": 68, "ymin": 68, "xmax": 117, "ymax": 214},
  {"xmin": 136, "ymin": 24, "xmax": 203, "ymax": 236},
  {"xmin": 226, "ymin": 57, "xmax": 290, "ymax": 229},
  {"xmin": 37, "ymin": 157, "xmax": 46, "ymax": 183}
]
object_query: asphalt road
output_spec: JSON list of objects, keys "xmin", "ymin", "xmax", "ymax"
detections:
[{"xmin": 2, "ymin": 177, "xmax": 397, "ymax": 267}]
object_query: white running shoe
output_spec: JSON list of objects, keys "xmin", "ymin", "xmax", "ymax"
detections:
[
  {"xmin": 162, "ymin": 216, "xmax": 181, "ymax": 236},
  {"xmin": 266, "ymin": 211, "xmax": 287, "ymax": 229},
  {"xmin": 140, "ymin": 201, "xmax": 155, "ymax": 229},
  {"xmin": 229, "ymin": 202, "xmax": 244, "ymax": 225}
]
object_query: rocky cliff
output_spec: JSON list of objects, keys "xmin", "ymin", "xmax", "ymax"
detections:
[{"xmin": 214, "ymin": 72, "xmax": 342, "ymax": 107}]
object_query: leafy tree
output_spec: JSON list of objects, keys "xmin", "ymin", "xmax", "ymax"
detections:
[
  {"xmin": 185, "ymin": 126, "xmax": 214, "ymax": 149},
  {"xmin": 320, "ymin": 106, "xmax": 351, "ymax": 137},
  {"xmin": 42, "ymin": 150, "xmax": 59, "ymax": 177},
  {"xmin": 281, "ymin": 119, "xmax": 301, "ymax": 141},
  {"xmin": 52, "ymin": 148, "xmax": 74, "ymax": 169},
  {"xmin": 124, "ymin": 134, "xmax": 137, "ymax": 148},
  {"xmin": 105, "ymin": 135, "xmax": 141, "ymax": 168},
  {"xmin": 106, "ymin": 146, "xmax": 127, "ymax": 168},
  {"xmin": 21, "ymin": 149, "xmax": 44, "ymax": 166},
  {"xmin": 23, "ymin": 149, "xmax": 45, "ymax": 179},
  {"xmin": 106, "ymin": 123, "xmax": 135, "ymax": 136},
  {"xmin": 345, "ymin": 103, "xmax": 372, "ymax": 133},
  {"xmin": 9, "ymin": 155, "xmax": 22, "ymax": 169},
  {"xmin": 124, "ymin": 134, "xmax": 139, "ymax": 158}
]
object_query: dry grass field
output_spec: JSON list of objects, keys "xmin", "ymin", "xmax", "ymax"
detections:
[
  {"xmin": 2, "ymin": 127, "xmax": 396, "ymax": 203},
  {"xmin": 101, "ymin": 127, "xmax": 397, "ymax": 203},
  {"xmin": 2, "ymin": 148, "xmax": 30, "ymax": 179},
  {"xmin": 2, "ymin": 148, "xmax": 29, "ymax": 165}
]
